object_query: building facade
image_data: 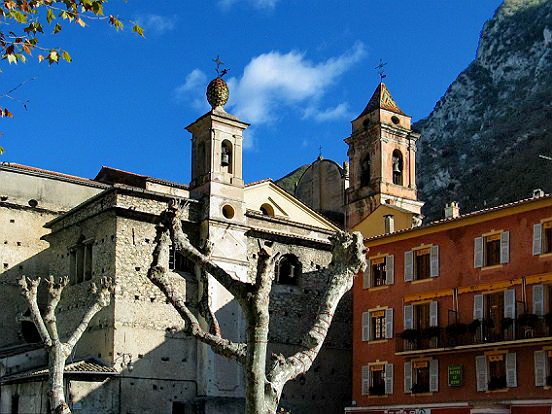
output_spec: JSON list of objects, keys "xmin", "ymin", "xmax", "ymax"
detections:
[
  {"xmin": 349, "ymin": 191, "xmax": 552, "ymax": 414},
  {"xmin": 0, "ymin": 76, "xmax": 352, "ymax": 414}
]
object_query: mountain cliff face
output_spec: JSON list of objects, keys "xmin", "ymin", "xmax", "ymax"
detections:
[{"xmin": 416, "ymin": 0, "xmax": 552, "ymax": 220}]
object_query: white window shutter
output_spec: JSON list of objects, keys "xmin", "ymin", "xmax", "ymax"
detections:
[
  {"xmin": 533, "ymin": 284, "xmax": 545, "ymax": 316},
  {"xmin": 404, "ymin": 361, "xmax": 412, "ymax": 393},
  {"xmin": 474, "ymin": 237, "xmax": 483, "ymax": 268},
  {"xmin": 533, "ymin": 223, "xmax": 543, "ymax": 256},
  {"xmin": 475, "ymin": 355, "xmax": 488, "ymax": 392},
  {"xmin": 361, "ymin": 365, "xmax": 370, "ymax": 395},
  {"xmin": 534, "ymin": 350, "xmax": 547, "ymax": 387},
  {"xmin": 385, "ymin": 255, "xmax": 394, "ymax": 285},
  {"xmin": 473, "ymin": 294, "xmax": 484, "ymax": 320},
  {"xmin": 385, "ymin": 363, "xmax": 393, "ymax": 395},
  {"xmin": 430, "ymin": 245, "xmax": 439, "ymax": 278},
  {"xmin": 503, "ymin": 289, "xmax": 516, "ymax": 319},
  {"xmin": 429, "ymin": 359, "xmax": 439, "ymax": 392},
  {"xmin": 385, "ymin": 308, "xmax": 394, "ymax": 339},
  {"xmin": 430, "ymin": 301, "xmax": 439, "ymax": 327},
  {"xmin": 363, "ymin": 261, "xmax": 371, "ymax": 289},
  {"xmin": 404, "ymin": 251, "xmax": 414, "ymax": 281},
  {"xmin": 404, "ymin": 304, "xmax": 413, "ymax": 330},
  {"xmin": 362, "ymin": 312, "xmax": 371, "ymax": 341},
  {"xmin": 506, "ymin": 352, "xmax": 517, "ymax": 388},
  {"xmin": 500, "ymin": 231, "xmax": 510, "ymax": 264}
]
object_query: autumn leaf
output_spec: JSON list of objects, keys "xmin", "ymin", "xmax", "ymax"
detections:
[
  {"xmin": 53, "ymin": 23, "xmax": 62, "ymax": 34},
  {"xmin": 62, "ymin": 50, "xmax": 71, "ymax": 62},
  {"xmin": 76, "ymin": 18, "xmax": 86, "ymax": 27},
  {"xmin": 132, "ymin": 24, "xmax": 144, "ymax": 37},
  {"xmin": 47, "ymin": 49, "xmax": 59, "ymax": 64}
]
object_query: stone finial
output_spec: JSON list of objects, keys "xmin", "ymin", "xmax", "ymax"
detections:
[{"xmin": 206, "ymin": 77, "xmax": 229, "ymax": 110}]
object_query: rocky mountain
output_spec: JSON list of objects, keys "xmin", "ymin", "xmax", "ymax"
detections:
[{"xmin": 415, "ymin": 0, "xmax": 552, "ymax": 220}]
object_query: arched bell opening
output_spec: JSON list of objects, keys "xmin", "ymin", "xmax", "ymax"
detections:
[
  {"xmin": 221, "ymin": 140, "xmax": 233, "ymax": 174},
  {"xmin": 392, "ymin": 150, "xmax": 403, "ymax": 186}
]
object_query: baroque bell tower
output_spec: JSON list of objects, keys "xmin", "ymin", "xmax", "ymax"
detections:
[{"xmin": 345, "ymin": 82, "xmax": 424, "ymax": 231}]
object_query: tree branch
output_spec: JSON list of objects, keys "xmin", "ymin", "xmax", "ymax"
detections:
[
  {"xmin": 44, "ymin": 276, "xmax": 68, "ymax": 343},
  {"xmin": 18, "ymin": 277, "xmax": 52, "ymax": 347},
  {"xmin": 147, "ymin": 224, "xmax": 246, "ymax": 362},
  {"xmin": 65, "ymin": 278, "xmax": 113, "ymax": 350},
  {"xmin": 163, "ymin": 200, "xmax": 252, "ymax": 300},
  {"xmin": 267, "ymin": 231, "xmax": 366, "ymax": 396}
]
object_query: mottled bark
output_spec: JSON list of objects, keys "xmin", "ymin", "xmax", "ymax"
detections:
[
  {"xmin": 18, "ymin": 277, "xmax": 113, "ymax": 414},
  {"xmin": 147, "ymin": 203, "xmax": 367, "ymax": 414}
]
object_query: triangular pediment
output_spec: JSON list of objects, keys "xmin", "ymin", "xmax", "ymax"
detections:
[{"xmin": 244, "ymin": 180, "xmax": 339, "ymax": 231}]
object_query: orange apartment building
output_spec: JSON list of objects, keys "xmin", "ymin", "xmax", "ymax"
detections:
[{"xmin": 344, "ymin": 83, "xmax": 552, "ymax": 414}]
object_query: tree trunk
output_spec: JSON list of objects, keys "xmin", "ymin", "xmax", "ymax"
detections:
[
  {"xmin": 48, "ymin": 344, "xmax": 71, "ymax": 414},
  {"xmin": 244, "ymin": 308, "xmax": 270, "ymax": 414}
]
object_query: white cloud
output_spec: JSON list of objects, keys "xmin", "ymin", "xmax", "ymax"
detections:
[
  {"xmin": 226, "ymin": 41, "xmax": 366, "ymax": 125},
  {"xmin": 174, "ymin": 69, "xmax": 209, "ymax": 111},
  {"xmin": 303, "ymin": 102, "xmax": 352, "ymax": 122},
  {"xmin": 134, "ymin": 14, "xmax": 176, "ymax": 36},
  {"xmin": 218, "ymin": 0, "xmax": 279, "ymax": 10},
  {"xmin": 174, "ymin": 42, "xmax": 366, "ymax": 149}
]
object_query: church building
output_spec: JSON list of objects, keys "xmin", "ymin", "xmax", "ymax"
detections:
[{"xmin": 0, "ymin": 74, "xmax": 353, "ymax": 414}]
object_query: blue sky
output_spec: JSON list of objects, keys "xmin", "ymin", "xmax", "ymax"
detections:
[{"xmin": 1, "ymin": 0, "xmax": 503, "ymax": 185}]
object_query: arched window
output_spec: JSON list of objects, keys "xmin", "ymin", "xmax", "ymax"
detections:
[
  {"xmin": 275, "ymin": 254, "xmax": 302, "ymax": 285},
  {"xmin": 260, "ymin": 203, "xmax": 274, "ymax": 217},
  {"xmin": 360, "ymin": 154, "xmax": 371, "ymax": 187},
  {"xmin": 392, "ymin": 150, "xmax": 403, "ymax": 185},
  {"xmin": 21, "ymin": 309, "xmax": 41, "ymax": 343},
  {"xmin": 221, "ymin": 140, "xmax": 233, "ymax": 173}
]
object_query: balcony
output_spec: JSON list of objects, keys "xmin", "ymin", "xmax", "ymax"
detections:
[{"xmin": 396, "ymin": 314, "xmax": 552, "ymax": 355}]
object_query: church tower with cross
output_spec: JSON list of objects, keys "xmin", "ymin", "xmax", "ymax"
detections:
[{"xmin": 344, "ymin": 79, "xmax": 424, "ymax": 237}]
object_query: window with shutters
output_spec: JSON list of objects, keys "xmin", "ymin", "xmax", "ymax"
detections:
[
  {"xmin": 371, "ymin": 310, "xmax": 386, "ymax": 340},
  {"xmin": 484, "ymin": 233, "xmax": 501, "ymax": 267},
  {"xmin": 415, "ymin": 303, "xmax": 431, "ymax": 331},
  {"xmin": 411, "ymin": 360, "xmax": 430, "ymax": 394},
  {"xmin": 487, "ymin": 354, "xmax": 507, "ymax": 391},
  {"xmin": 69, "ymin": 238, "xmax": 93, "ymax": 284},
  {"xmin": 544, "ymin": 222, "xmax": 552, "ymax": 254},
  {"xmin": 415, "ymin": 248, "xmax": 431, "ymax": 280},
  {"xmin": 371, "ymin": 257, "xmax": 387, "ymax": 287},
  {"xmin": 369, "ymin": 365, "xmax": 386, "ymax": 396}
]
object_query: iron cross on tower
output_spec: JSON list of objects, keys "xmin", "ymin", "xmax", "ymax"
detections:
[
  {"xmin": 213, "ymin": 55, "xmax": 230, "ymax": 78},
  {"xmin": 375, "ymin": 59, "xmax": 388, "ymax": 82}
]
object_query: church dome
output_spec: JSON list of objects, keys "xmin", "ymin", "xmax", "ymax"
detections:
[{"xmin": 206, "ymin": 77, "xmax": 229, "ymax": 109}]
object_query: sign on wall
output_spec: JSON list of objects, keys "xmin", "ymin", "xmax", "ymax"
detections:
[
  {"xmin": 384, "ymin": 409, "xmax": 431, "ymax": 414},
  {"xmin": 448, "ymin": 364, "xmax": 463, "ymax": 387}
]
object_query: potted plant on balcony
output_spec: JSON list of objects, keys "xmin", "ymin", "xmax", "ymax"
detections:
[
  {"xmin": 544, "ymin": 312, "xmax": 552, "ymax": 328},
  {"xmin": 399, "ymin": 328, "xmax": 419, "ymax": 343},
  {"xmin": 488, "ymin": 376, "xmax": 507, "ymax": 391},
  {"xmin": 518, "ymin": 313, "xmax": 539, "ymax": 328},
  {"xmin": 421, "ymin": 326, "xmax": 441, "ymax": 340},
  {"xmin": 502, "ymin": 317, "xmax": 515, "ymax": 329},
  {"xmin": 369, "ymin": 384, "xmax": 385, "ymax": 396},
  {"xmin": 468, "ymin": 319, "xmax": 481, "ymax": 334}
]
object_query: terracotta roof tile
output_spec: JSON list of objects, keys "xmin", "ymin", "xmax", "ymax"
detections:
[
  {"xmin": 356, "ymin": 82, "xmax": 406, "ymax": 119},
  {"xmin": 1, "ymin": 162, "xmax": 96, "ymax": 183}
]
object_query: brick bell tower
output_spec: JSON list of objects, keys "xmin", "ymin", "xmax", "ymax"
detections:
[{"xmin": 345, "ymin": 82, "xmax": 424, "ymax": 230}]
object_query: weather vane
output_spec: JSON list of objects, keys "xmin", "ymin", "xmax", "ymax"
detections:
[
  {"xmin": 375, "ymin": 59, "xmax": 388, "ymax": 82},
  {"xmin": 213, "ymin": 55, "xmax": 230, "ymax": 78}
]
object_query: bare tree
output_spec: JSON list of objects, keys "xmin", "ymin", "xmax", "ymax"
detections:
[
  {"xmin": 18, "ymin": 276, "xmax": 113, "ymax": 414},
  {"xmin": 147, "ymin": 202, "xmax": 367, "ymax": 414}
]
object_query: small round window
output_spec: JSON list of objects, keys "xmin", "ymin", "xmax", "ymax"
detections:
[
  {"xmin": 391, "ymin": 116, "xmax": 400, "ymax": 125},
  {"xmin": 260, "ymin": 203, "xmax": 274, "ymax": 217},
  {"xmin": 222, "ymin": 204, "xmax": 235, "ymax": 219},
  {"xmin": 28, "ymin": 199, "xmax": 38, "ymax": 208}
]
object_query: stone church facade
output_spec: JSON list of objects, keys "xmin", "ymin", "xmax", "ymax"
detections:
[{"xmin": 0, "ymin": 77, "xmax": 351, "ymax": 414}]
